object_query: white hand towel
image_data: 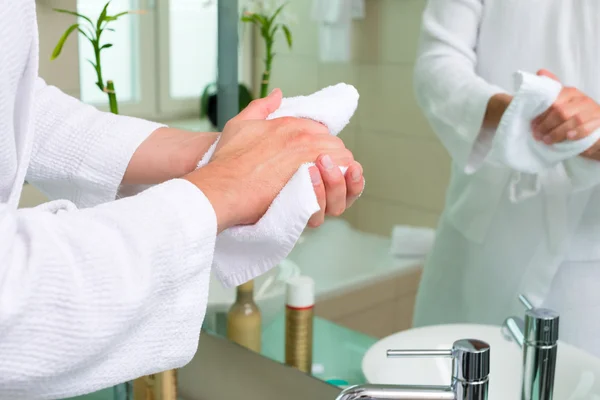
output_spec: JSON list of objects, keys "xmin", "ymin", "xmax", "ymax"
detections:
[
  {"xmin": 390, "ymin": 225, "xmax": 436, "ymax": 258},
  {"xmin": 199, "ymin": 83, "xmax": 360, "ymax": 288},
  {"xmin": 490, "ymin": 71, "xmax": 600, "ymax": 174}
]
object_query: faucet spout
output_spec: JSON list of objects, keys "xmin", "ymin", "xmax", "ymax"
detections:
[
  {"xmin": 335, "ymin": 339, "xmax": 490, "ymax": 400},
  {"xmin": 335, "ymin": 384, "xmax": 455, "ymax": 400},
  {"xmin": 505, "ymin": 295, "xmax": 560, "ymax": 400}
]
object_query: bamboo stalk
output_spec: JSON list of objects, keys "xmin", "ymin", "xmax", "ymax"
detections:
[{"xmin": 105, "ymin": 80, "xmax": 119, "ymax": 114}]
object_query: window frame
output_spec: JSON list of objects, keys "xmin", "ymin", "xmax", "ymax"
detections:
[{"xmin": 78, "ymin": 0, "xmax": 254, "ymax": 124}]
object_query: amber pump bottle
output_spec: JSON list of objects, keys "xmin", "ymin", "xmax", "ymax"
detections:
[
  {"xmin": 285, "ymin": 276, "xmax": 314, "ymax": 374},
  {"xmin": 133, "ymin": 369, "xmax": 177, "ymax": 400},
  {"xmin": 226, "ymin": 279, "xmax": 262, "ymax": 352}
]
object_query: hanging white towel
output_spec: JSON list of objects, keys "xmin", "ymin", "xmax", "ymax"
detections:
[
  {"xmin": 198, "ymin": 83, "xmax": 360, "ymax": 287},
  {"xmin": 311, "ymin": 0, "xmax": 366, "ymax": 63},
  {"xmin": 488, "ymin": 71, "xmax": 600, "ymax": 174}
]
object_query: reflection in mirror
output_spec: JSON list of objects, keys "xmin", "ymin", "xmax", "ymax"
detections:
[{"xmin": 26, "ymin": 0, "xmax": 600, "ymax": 399}]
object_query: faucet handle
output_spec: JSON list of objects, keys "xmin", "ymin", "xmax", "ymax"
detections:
[
  {"xmin": 519, "ymin": 294, "xmax": 534, "ymax": 310},
  {"xmin": 387, "ymin": 339, "xmax": 490, "ymax": 383}
]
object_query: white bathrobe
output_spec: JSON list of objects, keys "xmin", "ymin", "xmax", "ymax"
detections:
[
  {"xmin": 0, "ymin": 2, "xmax": 225, "ymax": 398},
  {"xmin": 412, "ymin": 0, "xmax": 600, "ymax": 356}
]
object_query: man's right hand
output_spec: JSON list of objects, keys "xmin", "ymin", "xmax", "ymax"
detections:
[{"xmin": 183, "ymin": 97, "xmax": 354, "ymax": 233}]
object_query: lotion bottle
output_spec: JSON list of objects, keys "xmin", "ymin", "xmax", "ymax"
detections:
[{"xmin": 226, "ymin": 279, "xmax": 261, "ymax": 352}]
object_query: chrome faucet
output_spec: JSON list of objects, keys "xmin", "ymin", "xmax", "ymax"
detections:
[
  {"xmin": 503, "ymin": 294, "xmax": 559, "ymax": 400},
  {"xmin": 335, "ymin": 338, "xmax": 490, "ymax": 400}
]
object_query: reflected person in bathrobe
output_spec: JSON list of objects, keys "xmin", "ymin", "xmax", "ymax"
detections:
[
  {"xmin": 0, "ymin": 2, "xmax": 365, "ymax": 398},
  {"xmin": 412, "ymin": 0, "xmax": 600, "ymax": 357}
]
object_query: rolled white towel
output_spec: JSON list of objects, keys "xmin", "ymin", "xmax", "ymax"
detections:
[{"xmin": 390, "ymin": 225, "xmax": 436, "ymax": 258}]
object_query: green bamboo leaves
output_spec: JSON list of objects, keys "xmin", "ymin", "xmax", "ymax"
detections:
[
  {"xmin": 51, "ymin": 0, "xmax": 137, "ymax": 114},
  {"xmin": 51, "ymin": 23, "xmax": 80, "ymax": 61},
  {"xmin": 241, "ymin": 3, "xmax": 293, "ymax": 98}
]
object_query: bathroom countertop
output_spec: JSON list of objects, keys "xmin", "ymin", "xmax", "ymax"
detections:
[
  {"xmin": 178, "ymin": 330, "xmax": 342, "ymax": 400},
  {"xmin": 261, "ymin": 313, "xmax": 377, "ymax": 386}
]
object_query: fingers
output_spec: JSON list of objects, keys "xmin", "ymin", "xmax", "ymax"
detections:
[
  {"xmin": 582, "ymin": 140, "xmax": 600, "ymax": 158},
  {"xmin": 532, "ymin": 87, "xmax": 578, "ymax": 126},
  {"xmin": 318, "ymin": 154, "xmax": 346, "ymax": 217},
  {"xmin": 234, "ymin": 88, "xmax": 283, "ymax": 121},
  {"xmin": 532, "ymin": 89, "xmax": 599, "ymax": 143},
  {"xmin": 541, "ymin": 110, "xmax": 600, "ymax": 144},
  {"xmin": 345, "ymin": 161, "xmax": 364, "ymax": 208},
  {"xmin": 307, "ymin": 159, "xmax": 363, "ymax": 228},
  {"xmin": 582, "ymin": 148, "xmax": 600, "ymax": 161},
  {"xmin": 323, "ymin": 146, "xmax": 354, "ymax": 166},
  {"xmin": 307, "ymin": 166, "xmax": 326, "ymax": 228},
  {"xmin": 537, "ymin": 69, "xmax": 560, "ymax": 81}
]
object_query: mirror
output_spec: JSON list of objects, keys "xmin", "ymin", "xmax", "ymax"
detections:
[{"xmin": 28, "ymin": 0, "xmax": 600, "ymax": 399}]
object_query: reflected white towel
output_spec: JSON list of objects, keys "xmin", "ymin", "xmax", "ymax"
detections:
[
  {"xmin": 390, "ymin": 225, "xmax": 435, "ymax": 258},
  {"xmin": 199, "ymin": 83, "xmax": 360, "ymax": 287},
  {"xmin": 489, "ymin": 71, "xmax": 600, "ymax": 174}
]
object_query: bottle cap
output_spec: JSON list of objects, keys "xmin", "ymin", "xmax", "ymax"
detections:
[{"xmin": 286, "ymin": 276, "xmax": 315, "ymax": 308}]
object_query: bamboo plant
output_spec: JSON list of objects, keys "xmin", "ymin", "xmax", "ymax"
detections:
[
  {"xmin": 241, "ymin": 2, "xmax": 293, "ymax": 98},
  {"xmin": 51, "ymin": 1, "xmax": 139, "ymax": 114}
]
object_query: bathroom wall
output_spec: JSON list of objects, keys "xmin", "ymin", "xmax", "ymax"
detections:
[
  {"xmin": 254, "ymin": 0, "xmax": 451, "ymax": 236},
  {"xmin": 37, "ymin": 0, "xmax": 81, "ymax": 95}
]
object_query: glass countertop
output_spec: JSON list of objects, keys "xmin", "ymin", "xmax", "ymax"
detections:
[{"xmin": 64, "ymin": 311, "xmax": 375, "ymax": 400}]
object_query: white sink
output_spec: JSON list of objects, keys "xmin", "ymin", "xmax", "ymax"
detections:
[{"xmin": 362, "ymin": 324, "xmax": 600, "ymax": 399}]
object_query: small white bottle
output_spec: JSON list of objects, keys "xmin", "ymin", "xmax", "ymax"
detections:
[{"xmin": 285, "ymin": 276, "xmax": 315, "ymax": 374}]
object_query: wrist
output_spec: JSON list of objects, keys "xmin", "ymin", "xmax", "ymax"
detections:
[
  {"xmin": 123, "ymin": 128, "xmax": 219, "ymax": 185},
  {"xmin": 483, "ymin": 93, "xmax": 513, "ymax": 129},
  {"xmin": 184, "ymin": 164, "xmax": 238, "ymax": 233}
]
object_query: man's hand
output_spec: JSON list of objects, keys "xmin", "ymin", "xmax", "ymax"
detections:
[
  {"xmin": 532, "ymin": 70, "xmax": 600, "ymax": 157},
  {"xmin": 213, "ymin": 89, "xmax": 364, "ymax": 229},
  {"xmin": 184, "ymin": 114, "xmax": 354, "ymax": 232}
]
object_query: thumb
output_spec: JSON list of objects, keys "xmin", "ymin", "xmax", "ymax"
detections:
[
  {"xmin": 234, "ymin": 88, "xmax": 283, "ymax": 121},
  {"xmin": 537, "ymin": 69, "xmax": 560, "ymax": 82}
]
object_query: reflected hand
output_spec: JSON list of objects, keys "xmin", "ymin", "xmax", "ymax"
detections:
[{"xmin": 532, "ymin": 69, "xmax": 600, "ymax": 158}]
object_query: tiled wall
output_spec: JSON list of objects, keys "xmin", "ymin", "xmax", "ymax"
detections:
[
  {"xmin": 37, "ymin": 0, "xmax": 81, "ymax": 95},
  {"xmin": 254, "ymin": 0, "xmax": 452, "ymax": 236}
]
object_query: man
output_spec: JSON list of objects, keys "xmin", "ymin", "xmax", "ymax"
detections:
[
  {"xmin": 412, "ymin": 0, "xmax": 600, "ymax": 357},
  {"xmin": 0, "ymin": 1, "xmax": 364, "ymax": 398}
]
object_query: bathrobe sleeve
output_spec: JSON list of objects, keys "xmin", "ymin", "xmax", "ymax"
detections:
[
  {"xmin": 0, "ymin": 179, "xmax": 217, "ymax": 400},
  {"xmin": 414, "ymin": 0, "xmax": 506, "ymax": 170},
  {"xmin": 26, "ymin": 78, "xmax": 164, "ymax": 207}
]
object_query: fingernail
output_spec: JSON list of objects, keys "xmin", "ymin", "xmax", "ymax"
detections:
[
  {"xmin": 321, "ymin": 155, "xmax": 334, "ymax": 171},
  {"xmin": 543, "ymin": 135, "xmax": 553, "ymax": 144},
  {"xmin": 309, "ymin": 167, "xmax": 321, "ymax": 185},
  {"xmin": 351, "ymin": 168, "xmax": 361, "ymax": 182},
  {"xmin": 567, "ymin": 130, "xmax": 577, "ymax": 139},
  {"xmin": 533, "ymin": 131, "xmax": 542, "ymax": 141}
]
